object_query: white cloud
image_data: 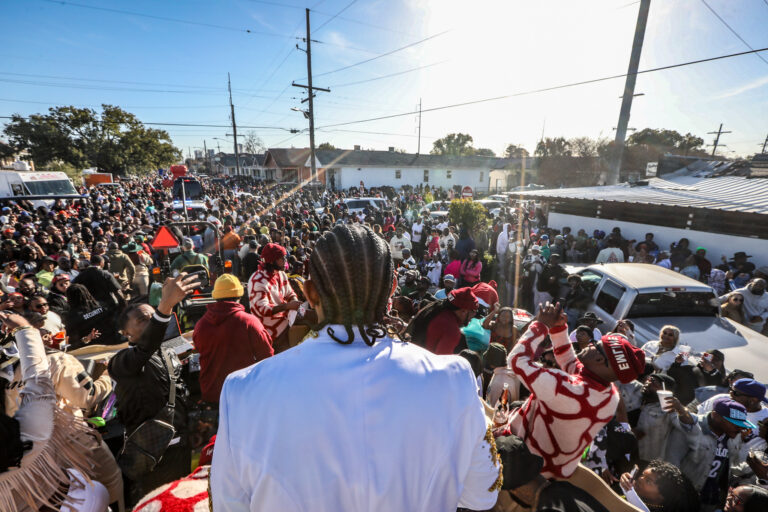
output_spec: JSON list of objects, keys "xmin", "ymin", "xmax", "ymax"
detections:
[{"xmin": 714, "ymin": 75, "xmax": 768, "ymax": 99}]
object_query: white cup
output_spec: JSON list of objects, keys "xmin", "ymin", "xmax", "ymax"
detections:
[
  {"xmin": 657, "ymin": 390, "xmax": 674, "ymax": 412},
  {"xmin": 678, "ymin": 345, "xmax": 691, "ymax": 359}
]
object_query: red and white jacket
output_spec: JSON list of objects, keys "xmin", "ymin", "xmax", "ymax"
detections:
[
  {"xmin": 505, "ymin": 321, "xmax": 619, "ymax": 479},
  {"xmin": 247, "ymin": 267, "xmax": 298, "ymax": 340}
]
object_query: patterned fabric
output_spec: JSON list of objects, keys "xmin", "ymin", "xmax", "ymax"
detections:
[
  {"xmin": 505, "ymin": 321, "xmax": 619, "ymax": 479},
  {"xmin": 247, "ymin": 268, "xmax": 298, "ymax": 340},
  {"xmin": 132, "ymin": 465, "xmax": 210, "ymax": 512}
]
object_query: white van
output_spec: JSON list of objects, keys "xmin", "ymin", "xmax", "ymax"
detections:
[{"xmin": 0, "ymin": 171, "xmax": 80, "ymax": 206}]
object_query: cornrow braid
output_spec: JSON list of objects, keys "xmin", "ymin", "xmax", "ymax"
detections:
[{"xmin": 309, "ymin": 224, "xmax": 394, "ymax": 346}]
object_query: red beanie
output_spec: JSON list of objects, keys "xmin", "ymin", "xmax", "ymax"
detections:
[
  {"xmin": 601, "ymin": 334, "xmax": 645, "ymax": 384},
  {"xmin": 472, "ymin": 281, "xmax": 498, "ymax": 308},
  {"xmin": 448, "ymin": 287, "xmax": 479, "ymax": 311},
  {"xmin": 261, "ymin": 243, "xmax": 286, "ymax": 264}
]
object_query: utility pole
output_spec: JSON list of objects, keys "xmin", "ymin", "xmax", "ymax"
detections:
[
  {"xmin": 759, "ymin": 134, "xmax": 768, "ymax": 153},
  {"xmin": 609, "ymin": 0, "xmax": 651, "ymax": 185},
  {"xmin": 292, "ymin": 9, "xmax": 330, "ymax": 184},
  {"xmin": 228, "ymin": 72, "xmax": 241, "ymax": 176},
  {"xmin": 417, "ymin": 98, "xmax": 422, "ymax": 155},
  {"xmin": 203, "ymin": 140, "xmax": 212, "ymax": 174},
  {"xmin": 707, "ymin": 123, "xmax": 731, "ymax": 157}
]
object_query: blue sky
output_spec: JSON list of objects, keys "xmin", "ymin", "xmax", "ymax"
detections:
[{"xmin": 2, "ymin": 0, "xmax": 767, "ymax": 159}]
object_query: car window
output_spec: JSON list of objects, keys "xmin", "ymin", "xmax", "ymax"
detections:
[
  {"xmin": 627, "ymin": 291, "xmax": 718, "ymax": 318},
  {"xmin": 578, "ymin": 270, "xmax": 603, "ymax": 296},
  {"xmin": 345, "ymin": 200, "xmax": 368, "ymax": 209},
  {"xmin": 595, "ymin": 280, "xmax": 624, "ymax": 315}
]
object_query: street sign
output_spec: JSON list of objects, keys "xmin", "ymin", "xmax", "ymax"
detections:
[
  {"xmin": 461, "ymin": 186, "xmax": 473, "ymax": 198},
  {"xmin": 151, "ymin": 226, "xmax": 180, "ymax": 250}
]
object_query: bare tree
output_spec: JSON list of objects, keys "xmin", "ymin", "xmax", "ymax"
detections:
[{"xmin": 242, "ymin": 131, "xmax": 265, "ymax": 154}]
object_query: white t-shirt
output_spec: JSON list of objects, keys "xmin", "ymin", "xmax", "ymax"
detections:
[
  {"xmin": 212, "ymin": 326, "xmax": 500, "ymax": 512},
  {"xmin": 412, "ymin": 222, "xmax": 423, "ymax": 244}
]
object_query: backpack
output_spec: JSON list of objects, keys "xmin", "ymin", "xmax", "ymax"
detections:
[{"xmin": 404, "ymin": 299, "xmax": 451, "ymax": 348}]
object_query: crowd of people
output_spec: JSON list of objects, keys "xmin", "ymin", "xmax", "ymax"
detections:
[{"xmin": 0, "ymin": 174, "xmax": 767, "ymax": 511}]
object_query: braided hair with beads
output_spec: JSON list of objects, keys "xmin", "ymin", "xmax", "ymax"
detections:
[{"xmin": 308, "ymin": 223, "xmax": 395, "ymax": 346}]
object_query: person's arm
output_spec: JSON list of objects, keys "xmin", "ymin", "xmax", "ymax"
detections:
[
  {"xmin": 247, "ymin": 319, "xmax": 274, "ymax": 361},
  {"xmin": 109, "ymin": 274, "xmax": 199, "ymax": 378},
  {"xmin": 211, "ymin": 381, "xmax": 251, "ymax": 511},
  {"xmin": 482, "ymin": 304, "xmax": 500, "ymax": 330},
  {"xmin": 52, "ymin": 354, "xmax": 113, "ymax": 415},
  {"xmin": 124, "ymin": 256, "xmax": 135, "ymax": 284},
  {"xmin": 550, "ymin": 319, "xmax": 580, "ymax": 374}
]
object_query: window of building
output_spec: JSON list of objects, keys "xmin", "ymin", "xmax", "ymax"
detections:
[
  {"xmin": 395, "ymin": 170, "xmax": 401, "ymax": 179},
  {"xmin": 479, "ymin": 171, "xmax": 484, "ymax": 183},
  {"xmin": 423, "ymin": 169, "xmax": 429, "ymax": 182},
  {"xmin": 446, "ymin": 169, "xmax": 452, "ymax": 179}
]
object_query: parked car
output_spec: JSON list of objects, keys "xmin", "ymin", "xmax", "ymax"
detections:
[
  {"xmin": 341, "ymin": 197, "xmax": 387, "ymax": 215},
  {"xmin": 574, "ymin": 263, "xmax": 768, "ymax": 379},
  {"xmin": 422, "ymin": 200, "xmax": 450, "ymax": 213}
]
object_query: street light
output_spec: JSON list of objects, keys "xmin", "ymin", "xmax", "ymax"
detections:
[{"xmin": 291, "ymin": 107, "xmax": 309, "ymax": 119}]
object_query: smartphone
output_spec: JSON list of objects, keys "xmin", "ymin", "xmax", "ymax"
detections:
[
  {"xmin": 629, "ymin": 465, "xmax": 638, "ymax": 479},
  {"xmin": 185, "ymin": 269, "xmax": 210, "ymax": 289}
]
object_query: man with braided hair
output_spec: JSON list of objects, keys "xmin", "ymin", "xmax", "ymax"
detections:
[{"xmin": 213, "ymin": 224, "xmax": 501, "ymax": 512}]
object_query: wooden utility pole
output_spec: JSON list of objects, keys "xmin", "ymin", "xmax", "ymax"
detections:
[
  {"xmin": 228, "ymin": 73, "xmax": 241, "ymax": 176},
  {"xmin": 707, "ymin": 123, "xmax": 731, "ymax": 157},
  {"xmin": 609, "ymin": 0, "xmax": 651, "ymax": 185},
  {"xmin": 759, "ymin": 133, "xmax": 768, "ymax": 154},
  {"xmin": 292, "ymin": 8, "xmax": 330, "ymax": 183},
  {"xmin": 417, "ymin": 98, "xmax": 422, "ymax": 155}
]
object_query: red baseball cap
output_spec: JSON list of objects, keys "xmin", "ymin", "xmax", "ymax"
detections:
[
  {"xmin": 601, "ymin": 334, "xmax": 645, "ymax": 384},
  {"xmin": 448, "ymin": 287, "xmax": 479, "ymax": 311}
]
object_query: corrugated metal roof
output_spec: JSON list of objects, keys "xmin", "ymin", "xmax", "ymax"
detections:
[{"xmin": 517, "ymin": 173, "xmax": 768, "ymax": 215}]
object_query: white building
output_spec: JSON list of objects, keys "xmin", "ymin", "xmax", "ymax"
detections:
[{"xmin": 311, "ymin": 147, "xmax": 519, "ymax": 194}]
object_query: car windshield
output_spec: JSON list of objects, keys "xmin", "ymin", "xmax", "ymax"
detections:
[
  {"xmin": 173, "ymin": 180, "xmax": 203, "ymax": 200},
  {"xmin": 627, "ymin": 291, "xmax": 719, "ymax": 318},
  {"xmin": 478, "ymin": 201, "xmax": 502, "ymax": 209},
  {"xmin": 345, "ymin": 200, "xmax": 369, "ymax": 209},
  {"xmin": 22, "ymin": 179, "xmax": 78, "ymax": 196}
]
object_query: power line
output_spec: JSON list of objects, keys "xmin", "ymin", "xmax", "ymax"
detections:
[
  {"xmin": 0, "ymin": 115, "xmax": 296, "ymax": 131},
  {"xmin": 0, "ymin": 71, "xmax": 260, "ymax": 93},
  {"xmin": 316, "ymin": 46, "xmax": 768, "ymax": 129},
  {"xmin": 0, "ymin": 77, "xmax": 270, "ymax": 96},
  {"xmin": 0, "ymin": 97, "xmax": 231, "ymax": 109},
  {"xmin": 700, "ymin": 0, "xmax": 768, "ymax": 66},
  {"xmin": 34, "ymin": 0, "xmax": 294, "ymax": 39},
  {"xmin": 311, "ymin": 30, "xmax": 451, "ymax": 78},
  {"xmin": 326, "ymin": 60, "xmax": 447, "ymax": 88},
  {"xmin": 313, "ymin": 0, "xmax": 357, "ymax": 33}
]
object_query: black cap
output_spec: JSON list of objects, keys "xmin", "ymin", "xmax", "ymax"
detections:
[
  {"xmin": 578, "ymin": 312, "xmax": 604, "ymax": 324},
  {"xmin": 649, "ymin": 373, "xmax": 677, "ymax": 391},
  {"xmin": 496, "ymin": 435, "xmax": 543, "ymax": 490},
  {"xmin": 484, "ymin": 343, "xmax": 507, "ymax": 369}
]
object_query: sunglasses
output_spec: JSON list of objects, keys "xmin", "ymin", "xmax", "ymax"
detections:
[
  {"xmin": 588, "ymin": 338, "xmax": 610, "ymax": 367},
  {"xmin": 730, "ymin": 389, "xmax": 750, "ymax": 399},
  {"xmin": 32, "ymin": 302, "xmax": 49, "ymax": 309}
]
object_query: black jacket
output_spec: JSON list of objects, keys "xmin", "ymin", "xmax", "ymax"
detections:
[
  {"xmin": 108, "ymin": 312, "xmax": 188, "ymax": 434},
  {"xmin": 73, "ymin": 266, "xmax": 124, "ymax": 308}
]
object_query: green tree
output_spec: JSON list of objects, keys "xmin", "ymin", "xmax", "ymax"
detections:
[
  {"xmin": 448, "ymin": 199, "xmax": 488, "ymax": 234},
  {"xmin": 534, "ymin": 137, "xmax": 571, "ymax": 158},
  {"xmin": 473, "ymin": 147, "xmax": 496, "ymax": 157},
  {"xmin": 2, "ymin": 105, "xmax": 181, "ymax": 175},
  {"xmin": 431, "ymin": 133, "xmax": 475, "ymax": 156},
  {"xmin": 316, "ymin": 142, "xmax": 336, "ymax": 150},
  {"xmin": 504, "ymin": 143, "xmax": 529, "ymax": 158},
  {"xmin": 568, "ymin": 136, "xmax": 599, "ymax": 158},
  {"xmin": 627, "ymin": 128, "xmax": 683, "ymax": 148}
]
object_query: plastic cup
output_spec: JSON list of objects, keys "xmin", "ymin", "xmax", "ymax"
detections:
[
  {"xmin": 678, "ymin": 345, "xmax": 691, "ymax": 359},
  {"xmin": 657, "ymin": 390, "xmax": 674, "ymax": 412}
]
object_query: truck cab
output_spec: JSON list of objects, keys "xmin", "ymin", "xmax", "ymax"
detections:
[
  {"xmin": 172, "ymin": 177, "xmax": 207, "ymax": 216},
  {"xmin": 0, "ymin": 171, "xmax": 80, "ymax": 207},
  {"xmin": 575, "ymin": 263, "xmax": 768, "ymax": 380}
]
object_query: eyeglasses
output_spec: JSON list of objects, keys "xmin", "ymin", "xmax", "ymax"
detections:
[
  {"xmin": 32, "ymin": 302, "xmax": 49, "ymax": 309},
  {"xmin": 730, "ymin": 389, "xmax": 750, "ymax": 399}
]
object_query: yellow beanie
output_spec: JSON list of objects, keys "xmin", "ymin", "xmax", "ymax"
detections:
[{"xmin": 212, "ymin": 273, "xmax": 244, "ymax": 299}]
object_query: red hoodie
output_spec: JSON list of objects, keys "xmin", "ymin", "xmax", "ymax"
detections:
[{"xmin": 193, "ymin": 300, "xmax": 273, "ymax": 402}]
